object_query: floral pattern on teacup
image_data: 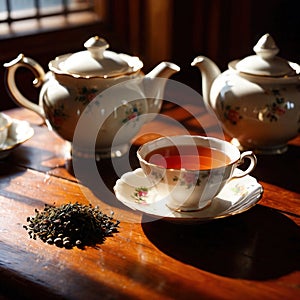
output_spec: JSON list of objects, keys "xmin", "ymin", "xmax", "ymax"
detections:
[
  {"xmin": 230, "ymin": 183, "xmax": 248, "ymax": 198},
  {"xmin": 173, "ymin": 172, "xmax": 201, "ymax": 189},
  {"xmin": 132, "ymin": 187, "xmax": 149, "ymax": 204},
  {"xmin": 173, "ymin": 171, "xmax": 210, "ymax": 189},
  {"xmin": 150, "ymin": 170, "xmax": 164, "ymax": 181},
  {"xmin": 148, "ymin": 168, "xmax": 211, "ymax": 190}
]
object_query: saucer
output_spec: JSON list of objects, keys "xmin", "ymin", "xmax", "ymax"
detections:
[
  {"xmin": 113, "ymin": 168, "xmax": 263, "ymax": 223},
  {"xmin": 0, "ymin": 118, "xmax": 34, "ymax": 159}
]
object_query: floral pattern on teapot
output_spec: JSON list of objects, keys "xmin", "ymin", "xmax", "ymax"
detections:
[
  {"xmin": 45, "ymin": 94, "xmax": 145, "ymax": 134},
  {"xmin": 75, "ymin": 87, "xmax": 99, "ymax": 105},
  {"xmin": 222, "ymin": 86, "xmax": 298, "ymax": 125},
  {"xmin": 222, "ymin": 104, "xmax": 243, "ymax": 125},
  {"xmin": 258, "ymin": 88, "xmax": 289, "ymax": 122},
  {"xmin": 122, "ymin": 103, "xmax": 141, "ymax": 125},
  {"xmin": 44, "ymin": 103, "xmax": 68, "ymax": 131}
]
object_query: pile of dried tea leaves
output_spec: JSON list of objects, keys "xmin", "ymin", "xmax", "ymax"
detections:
[{"xmin": 23, "ymin": 202, "xmax": 120, "ymax": 249}]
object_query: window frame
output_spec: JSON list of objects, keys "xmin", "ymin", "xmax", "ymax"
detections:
[{"xmin": 0, "ymin": 0, "xmax": 95, "ymax": 25}]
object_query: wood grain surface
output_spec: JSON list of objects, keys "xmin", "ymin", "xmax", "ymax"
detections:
[{"xmin": 0, "ymin": 104, "xmax": 299, "ymax": 300}]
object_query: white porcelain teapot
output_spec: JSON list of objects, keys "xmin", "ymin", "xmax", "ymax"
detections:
[
  {"xmin": 192, "ymin": 34, "xmax": 300, "ymax": 154},
  {"xmin": 4, "ymin": 36, "xmax": 180, "ymax": 157}
]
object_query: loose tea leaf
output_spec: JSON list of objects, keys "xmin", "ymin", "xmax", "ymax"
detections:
[{"xmin": 23, "ymin": 202, "xmax": 120, "ymax": 249}]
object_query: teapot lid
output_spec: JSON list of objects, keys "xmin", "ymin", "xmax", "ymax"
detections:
[
  {"xmin": 232, "ymin": 34, "xmax": 297, "ymax": 77},
  {"xmin": 57, "ymin": 36, "xmax": 143, "ymax": 77}
]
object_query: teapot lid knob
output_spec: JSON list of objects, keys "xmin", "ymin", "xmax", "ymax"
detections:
[
  {"xmin": 253, "ymin": 33, "xmax": 279, "ymax": 59},
  {"xmin": 234, "ymin": 33, "xmax": 297, "ymax": 77},
  {"xmin": 84, "ymin": 36, "xmax": 109, "ymax": 59}
]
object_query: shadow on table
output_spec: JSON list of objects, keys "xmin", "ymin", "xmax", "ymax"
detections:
[
  {"xmin": 0, "ymin": 160, "xmax": 27, "ymax": 193},
  {"xmin": 142, "ymin": 205, "xmax": 300, "ymax": 280},
  {"xmin": 251, "ymin": 144, "xmax": 300, "ymax": 193},
  {"xmin": 68, "ymin": 144, "xmax": 141, "ymax": 209}
]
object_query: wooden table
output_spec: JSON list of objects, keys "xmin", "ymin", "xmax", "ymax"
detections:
[{"xmin": 1, "ymin": 102, "xmax": 300, "ymax": 300}]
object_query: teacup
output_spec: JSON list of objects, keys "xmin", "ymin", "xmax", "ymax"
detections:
[
  {"xmin": 137, "ymin": 135, "xmax": 257, "ymax": 211},
  {"xmin": 0, "ymin": 113, "xmax": 12, "ymax": 148}
]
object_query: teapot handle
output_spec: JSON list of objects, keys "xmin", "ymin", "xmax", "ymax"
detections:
[{"xmin": 4, "ymin": 54, "xmax": 46, "ymax": 120}]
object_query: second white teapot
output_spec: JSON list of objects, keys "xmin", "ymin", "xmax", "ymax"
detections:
[{"xmin": 192, "ymin": 34, "xmax": 300, "ymax": 154}]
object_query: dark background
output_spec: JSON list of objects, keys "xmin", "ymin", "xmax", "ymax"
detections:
[{"xmin": 0, "ymin": 0, "xmax": 299, "ymax": 111}]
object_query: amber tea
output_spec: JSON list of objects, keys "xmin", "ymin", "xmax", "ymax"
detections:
[{"xmin": 145, "ymin": 145, "xmax": 231, "ymax": 170}]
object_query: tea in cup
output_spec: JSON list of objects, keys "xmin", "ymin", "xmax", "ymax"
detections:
[
  {"xmin": 137, "ymin": 135, "xmax": 257, "ymax": 211},
  {"xmin": 0, "ymin": 113, "xmax": 12, "ymax": 148}
]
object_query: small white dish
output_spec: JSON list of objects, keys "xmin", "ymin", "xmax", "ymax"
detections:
[
  {"xmin": 114, "ymin": 168, "xmax": 263, "ymax": 223},
  {"xmin": 0, "ymin": 118, "xmax": 34, "ymax": 159}
]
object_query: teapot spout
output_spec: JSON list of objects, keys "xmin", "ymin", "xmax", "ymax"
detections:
[
  {"xmin": 191, "ymin": 56, "xmax": 221, "ymax": 108},
  {"xmin": 145, "ymin": 61, "xmax": 180, "ymax": 79},
  {"xmin": 143, "ymin": 61, "xmax": 180, "ymax": 99},
  {"xmin": 142, "ymin": 62, "xmax": 179, "ymax": 120}
]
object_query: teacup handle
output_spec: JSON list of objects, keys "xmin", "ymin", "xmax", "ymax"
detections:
[{"xmin": 232, "ymin": 151, "xmax": 257, "ymax": 179}]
